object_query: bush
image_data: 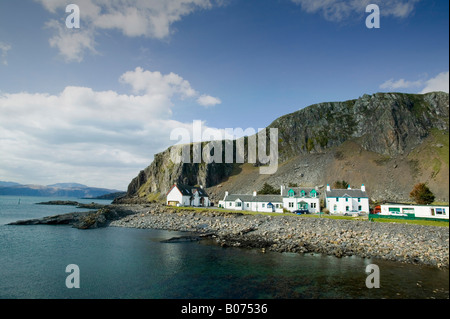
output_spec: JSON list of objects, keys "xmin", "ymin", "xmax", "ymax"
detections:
[
  {"xmin": 258, "ymin": 182, "xmax": 279, "ymax": 195},
  {"xmin": 410, "ymin": 183, "xmax": 435, "ymax": 205}
]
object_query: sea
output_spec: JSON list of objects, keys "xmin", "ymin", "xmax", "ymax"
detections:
[{"xmin": 0, "ymin": 195, "xmax": 448, "ymax": 300}]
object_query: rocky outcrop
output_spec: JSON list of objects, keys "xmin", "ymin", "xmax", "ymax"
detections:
[
  {"xmin": 117, "ymin": 92, "xmax": 449, "ymax": 204},
  {"xmin": 8, "ymin": 206, "xmax": 142, "ymax": 229}
]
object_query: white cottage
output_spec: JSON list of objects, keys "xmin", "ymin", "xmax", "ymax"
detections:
[
  {"xmin": 166, "ymin": 184, "xmax": 210, "ymax": 207},
  {"xmin": 221, "ymin": 191, "xmax": 284, "ymax": 213},
  {"xmin": 325, "ymin": 184, "xmax": 369, "ymax": 215},
  {"xmin": 280, "ymin": 185, "xmax": 320, "ymax": 213},
  {"xmin": 379, "ymin": 203, "xmax": 449, "ymax": 220}
]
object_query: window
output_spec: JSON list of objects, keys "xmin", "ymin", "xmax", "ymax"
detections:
[
  {"xmin": 436, "ymin": 208, "xmax": 446, "ymax": 215},
  {"xmin": 310, "ymin": 190, "xmax": 317, "ymax": 198},
  {"xmin": 345, "ymin": 198, "xmax": 348, "ymax": 202},
  {"xmin": 336, "ymin": 197, "xmax": 339, "ymax": 202},
  {"xmin": 311, "ymin": 203, "xmax": 316, "ymax": 208},
  {"xmin": 236, "ymin": 202, "xmax": 242, "ymax": 207},
  {"xmin": 288, "ymin": 189, "xmax": 295, "ymax": 197},
  {"xmin": 229, "ymin": 202, "xmax": 233, "ymax": 207},
  {"xmin": 262, "ymin": 204, "xmax": 265, "ymax": 208},
  {"xmin": 333, "ymin": 205, "xmax": 337, "ymax": 211},
  {"xmin": 346, "ymin": 206, "xmax": 349, "ymax": 211},
  {"xmin": 289, "ymin": 202, "xmax": 294, "ymax": 208},
  {"xmin": 358, "ymin": 198, "xmax": 361, "ymax": 202},
  {"xmin": 300, "ymin": 190, "xmax": 306, "ymax": 197},
  {"xmin": 358, "ymin": 205, "xmax": 362, "ymax": 211},
  {"xmin": 389, "ymin": 207, "xmax": 401, "ymax": 215}
]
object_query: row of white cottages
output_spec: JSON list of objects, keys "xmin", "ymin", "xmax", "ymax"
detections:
[
  {"xmin": 166, "ymin": 183, "xmax": 370, "ymax": 214},
  {"xmin": 218, "ymin": 184, "xmax": 370, "ymax": 214}
]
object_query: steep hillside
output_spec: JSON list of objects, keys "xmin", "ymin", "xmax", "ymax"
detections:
[{"xmin": 116, "ymin": 92, "xmax": 449, "ymax": 204}]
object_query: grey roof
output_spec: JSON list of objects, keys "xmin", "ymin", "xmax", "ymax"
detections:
[
  {"xmin": 224, "ymin": 194, "xmax": 283, "ymax": 203},
  {"xmin": 326, "ymin": 189, "xmax": 367, "ymax": 198},
  {"xmin": 281, "ymin": 186, "xmax": 319, "ymax": 198},
  {"xmin": 171, "ymin": 184, "xmax": 209, "ymax": 197}
]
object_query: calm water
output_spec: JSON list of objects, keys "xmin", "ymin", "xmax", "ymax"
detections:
[{"xmin": 0, "ymin": 196, "xmax": 448, "ymax": 299}]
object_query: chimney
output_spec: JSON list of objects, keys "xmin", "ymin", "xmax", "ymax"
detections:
[
  {"xmin": 280, "ymin": 185, "xmax": 285, "ymax": 195},
  {"xmin": 253, "ymin": 191, "xmax": 257, "ymax": 197},
  {"xmin": 225, "ymin": 191, "xmax": 229, "ymax": 197},
  {"xmin": 361, "ymin": 184, "xmax": 366, "ymax": 192},
  {"xmin": 326, "ymin": 184, "xmax": 331, "ymax": 191},
  {"xmin": 347, "ymin": 185, "xmax": 351, "ymax": 190}
]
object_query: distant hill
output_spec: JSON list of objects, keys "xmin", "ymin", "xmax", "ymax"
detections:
[
  {"xmin": 0, "ymin": 181, "xmax": 22, "ymax": 187},
  {"xmin": 47, "ymin": 183, "xmax": 89, "ymax": 189},
  {"xmin": 117, "ymin": 92, "xmax": 449, "ymax": 204},
  {"xmin": 0, "ymin": 181, "xmax": 124, "ymax": 198}
]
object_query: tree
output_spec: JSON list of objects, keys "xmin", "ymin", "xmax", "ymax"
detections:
[
  {"xmin": 333, "ymin": 180, "xmax": 349, "ymax": 189},
  {"xmin": 258, "ymin": 183, "xmax": 279, "ymax": 195},
  {"xmin": 409, "ymin": 183, "xmax": 435, "ymax": 205}
]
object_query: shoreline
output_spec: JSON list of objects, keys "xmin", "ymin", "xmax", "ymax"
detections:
[
  {"xmin": 8, "ymin": 203, "xmax": 449, "ymax": 269},
  {"xmin": 108, "ymin": 204, "xmax": 449, "ymax": 269}
]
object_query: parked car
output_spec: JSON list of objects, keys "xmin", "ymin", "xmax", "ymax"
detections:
[{"xmin": 293, "ymin": 209, "xmax": 309, "ymax": 215}]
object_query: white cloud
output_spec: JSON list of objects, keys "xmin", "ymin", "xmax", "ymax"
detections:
[
  {"xmin": 45, "ymin": 20, "xmax": 97, "ymax": 63},
  {"xmin": 197, "ymin": 94, "xmax": 222, "ymax": 107},
  {"xmin": 0, "ymin": 42, "xmax": 11, "ymax": 66},
  {"xmin": 35, "ymin": 0, "xmax": 220, "ymax": 62},
  {"xmin": 420, "ymin": 71, "xmax": 449, "ymax": 94},
  {"xmin": 0, "ymin": 67, "xmax": 221, "ymax": 189},
  {"xmin": 291, "ymin": 0, "xmax": 420, "ymax": 22},
  {"xmin": 379, "ymin": 71, "xmax": 449, "ymax": 94},
  {"xmin": 379, "ymin": 78, "xmax": 423, "ymax": 90}
]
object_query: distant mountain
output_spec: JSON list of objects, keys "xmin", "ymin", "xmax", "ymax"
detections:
[
  {"xmin": 0, "ymin": 181, "xmax": 124, "ymax": 198},
  {"xmin": 117, "ymin": 91, "xmax": 449, "ymax": 204},
  {"xmin": 47, "ymin": 183, "xmax": 89, "ymax": 189},
  {"xmin": 0, "ymin": 181, "xmax": 22, "ymax": 187}
]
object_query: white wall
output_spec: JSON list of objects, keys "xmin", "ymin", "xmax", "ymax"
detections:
[
  {"xmin": 167, "ymin": 187, "xmax": 183, "ymax": 206},
  {"xmin": 327, "ymin": 197, "xmax": 369, "ymax": 214},
  {"xmin": 380, "ymin": 204, "xmax": 449, "ymax": 220},
  {"xmin": 283, "ymin": 198, "xmax": 320, "ymax": 213}
]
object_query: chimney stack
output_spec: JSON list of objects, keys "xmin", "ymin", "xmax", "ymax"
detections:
[
  {"xmin": 326, "ymin": 184, "xmax": 331, "ymax": 191},
  {"xmin": 253, "ymin": 191, "xmax": 257, "ymax": 197},
  {"xmin": 361, "ymin": 184, "xmax": 366, "ymax": 192}
]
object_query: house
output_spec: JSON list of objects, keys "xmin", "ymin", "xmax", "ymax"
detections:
[
  {"xmin": 325, "ymin": 184, "xmax": 369, "ymax": 214},
  {"xmin": 280, "ymin": 185, "xmax": 320, "ymax": 213},
  {"xmin": 220, "ymin": 185, "xmax": 321, "ymax": 213},
  {"xmin": 378, "ymin": 203, "xmax": 449, "ymax": 220},
  {"xmin": 166, "ymin": 184, "xmax": 210, "ymax": 207},
  {"xmin": 221, "ymin": 191, "xmax": 284, "ymax": 213}
]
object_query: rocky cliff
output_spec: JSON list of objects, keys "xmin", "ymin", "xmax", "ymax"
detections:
[{"xmin": 116, "ymin": 92, "xmax": 449, "ymax": 204}]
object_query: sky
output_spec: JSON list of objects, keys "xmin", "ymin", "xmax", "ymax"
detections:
[{"xmin": 0, "ymin": 0, "xmax": 448, "ymax": 190}]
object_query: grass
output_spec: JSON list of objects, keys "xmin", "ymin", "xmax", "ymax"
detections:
[
  {"xmin": 170, "ymin": 206, "xmax": 449, "ymax": 227},
  {"xmin": 371, "ymin": 218, "xmax": 448, "ymax": 227}
]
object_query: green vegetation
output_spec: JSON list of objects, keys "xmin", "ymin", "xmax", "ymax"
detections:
[
  {"xmin": 431, "ymin": 128, "xmax": 449, "ymax": 166},
  {"xmin": 333, "ymin": 180, "xmax": 349, "ymax": 189},
  {"xmin": 371, "ymin": 218, "xmax": 448, "ymax": 227},
  {"xmin": 410, "ymin": 183, "xmax": 435, "ymax": 205},
  {"xmin": 258, "ymin": 182, "xmax": 279, "ymax": 195},
  {"xmin": 170, "ymin": 206, "xmax": 448, "ymax": 227}
]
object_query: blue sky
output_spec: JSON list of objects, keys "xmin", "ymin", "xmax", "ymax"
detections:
[{"xmin": 0, "ymin": 0, "xmax": 448, "ymax": 190}]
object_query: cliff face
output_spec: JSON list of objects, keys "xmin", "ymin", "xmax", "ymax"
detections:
[
  {"xmin": 117, "ymin": 92, "xmax": 449, "ymax": 204},
  {"xmin": 271, "ymin": 92, "xmax": 449, "ymax": 160}
]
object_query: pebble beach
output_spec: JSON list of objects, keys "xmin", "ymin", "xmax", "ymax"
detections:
[{"xmin": 109, "ymin": 205, "xmax": 449, "ymax": 269}]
